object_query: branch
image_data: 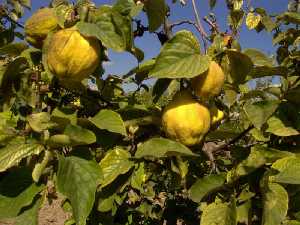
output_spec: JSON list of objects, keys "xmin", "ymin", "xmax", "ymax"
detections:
[
  {"xmin": 202, "ymin": 125, "xmax": 254, "ymax": 171},
  {"xmin": 203, "ymin": 16, "xmax": 219, "ymax": 33},
  {"xmin": 191, "ymin": 0, "xmax": 208, "ymax": 52}
]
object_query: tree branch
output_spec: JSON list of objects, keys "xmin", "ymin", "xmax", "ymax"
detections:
[
  {"xmin": 202, "ymin": 125, "xmax": 254, "ymax": 171},
  {"xmin": 191, "ymin": 0, "xmax": 208, "ymax": 52}
]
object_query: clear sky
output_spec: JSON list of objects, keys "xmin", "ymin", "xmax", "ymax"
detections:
[{"xmin": 23, "ymin": 0, "xmax": 288, "ymax": 79}]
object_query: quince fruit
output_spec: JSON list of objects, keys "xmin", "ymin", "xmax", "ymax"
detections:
[
  {"xmin": 162, "ymin": 90, "xmax": 211, "ymax": 146},
  {"xmin": 210, "ymin": 106, "xmax": 224, "ymax": 125},
  {"xmin": 191, "ymin": 61, "xmax": 225, "ymax": 98},
  {"xmin": 25, "ymin": 8, "xmax": 59, "ymax": 48},
  {"xmin": 46, "ymin": 28, "xmax": 101, "ymax": 82}
]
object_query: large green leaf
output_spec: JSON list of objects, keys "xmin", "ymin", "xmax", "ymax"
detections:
[
  {"xmin": 266, "ymin": 116, "xmax": 299, "ymax": 137},
  {"xmin": 243, "ymin": 100, "xmax": 280, "ymax": 129},
  {"xmin": 149, "ymin": 30, "xmax": 210, "ymax": 78},
  {"xmin": 144, "ymin": 0, "xmax": 167, "ymax": 32},
  {"xmin": 262, "ymin": 182, "xmax": 288, "ymax": 225},
  {"xmin": 223, "ymin": 50, "xmax": 253, "ymax": 84},
  {"xmin": 0, "ymin": 137, "xmax": 44, "ymax": 172},
  {"xmin": 189, "ymin": 174, "xmax": 226, "ymax": 202},
  {"xmin": 99, "ymin": 148, "xmax": 134, "ymax": 188},
  {"xmin": 83, "ymin": 6, "xmax": 131, "ymax": 52},
  {"xmin": 200, "ymin": 200, "xmax": 237, "ymax": 225},
  {"xmin": 243, "ymin": 48, "xmax": 274, "ymax": 67},
  {"xmin": 15, "ymin": 197, "xmax": 42, "ymax": 225},
  {"xmin": 228, "ymin": 145, "xmax": 294, "ymax": 181},
  {"xmin": 0, "ymin": 168, "xmax": 44, "ymax": 219},
  {"xmin": 57, "ymin": 156, "xmax": 102, "ymax": 225},
  {"xmin": 270, "ymin": 156, "xmax": 300, "ymax": 184},
  {"xmin": 135, "ymin": 137, "xmax": 198, "ymax": 158},
  {"xmin": 89, "ymin": 109, "xmax": 127, "ymax": 136},
  {"xmin": 64, "ymin": 124, "xmax": 96, "ymax": 146}
]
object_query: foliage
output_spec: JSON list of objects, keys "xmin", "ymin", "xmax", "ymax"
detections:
[{"xmin": 0, "ymin": 0, "xmax": 299, "ymax": 224}]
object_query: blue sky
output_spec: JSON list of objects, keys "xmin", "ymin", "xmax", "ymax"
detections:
[{"xmin": 23, "ymin": 0, "xmax": 288, "ymax": 80}]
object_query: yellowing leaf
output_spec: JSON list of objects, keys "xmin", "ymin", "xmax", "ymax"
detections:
[{"xmin": 246, "ymin": 12, "xmax": 261, "ymax": 30}]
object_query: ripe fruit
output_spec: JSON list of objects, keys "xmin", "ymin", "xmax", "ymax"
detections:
[
  {"xmin": 191, "ymin": 61, "xmax": 225, "ymax": 98},
  {"xmin": 210, "ymin": 106, "xmax": 224, "ymax": 125},
  {"xmin": 46, "ymin": 28, "xmax": 101, "ymax": 82},
  {"xmin": 162, "ymin": 90, "xmax": 211, "ymax": 146},
  {"xmin": 25, "ymin": 8, "xmax": 59, "ymax": 48}
]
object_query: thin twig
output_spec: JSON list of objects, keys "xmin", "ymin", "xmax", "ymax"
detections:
[
  {"xmin": 203, "ymin": 16, "xmax": 219, "ymax": 33},
  {"xmin": 202, "ymin": 125, "xmax": 254, "ymax": 171},
  {"xmin": 191, "ymin": 0, "xmax": 208, "ymax": 52}
]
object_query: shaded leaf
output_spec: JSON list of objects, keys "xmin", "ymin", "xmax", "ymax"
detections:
[
  {"xmin": 223, "ymin": 50, "xmax": 253, "ymax": 84},
  {"xmin": 189, "ymin": 174, "xmax": 226, "ymax": 202},
  {"xmin": 99, "ymin": 148, "xmax": 134, "ymax": 188},
  {"xmin": 0, "ymin": 42, "xmax": 28, "ymax": 56},
  {"xmin": 262, "ymin": 182, "xmax": 288, "ymax": 225},
  {"xmin": 27, "ymin": 112, "xmax": 55, "ymax": 133},
  {"xmin": 244, "ymin": 100, "xmax": 280, "ymax": 128},
  {"xmin": 89, "ymin": 109, "xmax": 127, "ymax": 136},
  {"xmin": 201, "ymin": 200, "xmax": 237, "ymax": 225},
  {"xmin": 57, "ymin": 156, "xmax": 102, "ymax": 225},
  {"xmin": 277, "ymin": 12, "xmax": 300, "ymax": 24},
  {"xmin": 135, "ymin": 137, "xmax": 198, "ymax": 158},
  {"xmin": 15, "ymin": 197, "xmax": 42, "ymax": 225},
  {"xmin": 0, "ymin": 169, "xmax": 44, "ymax": 219},
  {"xmin": 64, "ymin": 124, "xmax": 96, "ymax": 145},
  {"xmin": 144, "ymin": 0, "xmax": 167, "ymax": 32},
  {"xmin": 149, "ymin": 30, "xmax": 210, "ymax": 78}
]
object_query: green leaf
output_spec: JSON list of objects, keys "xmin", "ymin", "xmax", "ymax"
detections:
[
  {"xmin": 247, "ymin": 66, "xmax": 287, "ymax": 79},
  {"xmin": 189, "ymin": 174, "xmax": 226, "ymax": 202},
  {"xmin": 200, "ymin": 200, "xmax": 237, "ymax": 225},
  {"xmin": 99, "ymin": 148, "xmax": 134, "ymax": 188},
  {"xmin": 86, "ymin": 6, "xmax": 131, "ymax": 52},
  {"xmin": 149, "ymin": 30, "xmax": 210, "ymax": 78},
  {"xmin": 237, "ymin": 200, "xmax": 251, "ymax": 224},
  {"xmin": 270, "ymin": 156, "xmax": 300, "ymax": 184},
  {"xmin": 15, "ymin": 197, "xmax": 42, "ymax": 225},
  {"xmin": 113, "ymin": 0, "xmax": 142, "ymax": 17},
  {"xmin": 0, "ymin": 138, "xmax": 44, "ymax": 173},
  {"xmin": 283, "ymin": 220, "xmax": 300, "ymax": 225},
  {"xmin": 243, "ymin": 100, "xmax": 280, "ymax": 128},
  {"xmin": 243, "ymin": 48, "xmax": 274, "ymax": 67},
  {"xmin": 144, "ymin": 0, "xmax": 167, "ymax": 32},
  {"xmin": 228, "ymin": 145, "xmax": 294, "ymax": 181},
  {"xmin": 223, "ymin": 50, "xmax": 253, "ymax": 84},
  {"xmin": 130, "ymin": 163, "xmax": 146, "ymax": 192},
  {"xmin": 0, "ymin": 168, "xmax": 44, "ymax": 219},
  {"xmin": 262, "ymin": 182, "xmax": 288, "ymax": 225},
  {"xmin": 64, "ymin": 124, "xmax": 96, "ymax": 145},
  {"xmin": 0, "ymin": 42, "xmax": 28, "ymax": 56},
  {"xmin": 27, "ymin": 112, "xmax": 55, "ymax": 133},
  {"xmin": 135, "ymin": 137, "xmax": 198, "ymax": 158},
  {"xmin": 266, "ymin": 116, "xmax": 299, "ymax": 137},
  {"xmin": 57, "ymin": 156, "xmax": 102, "ymax": 225},
  {"xmin": 89, "ymin": 109, "xmax": 127, "ymax": 136},
  {"xmin": 32, "ymin": 150, "xmax": 52, "ymax": 183},
  {"xmin": 277, "ymin": 12, "xmax": 300, "ymax": 24}
]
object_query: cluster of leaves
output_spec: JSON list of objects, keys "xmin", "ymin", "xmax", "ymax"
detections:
[{"xmin": 0, "ymin": 0, "xmax": 299, "ymax": 225}]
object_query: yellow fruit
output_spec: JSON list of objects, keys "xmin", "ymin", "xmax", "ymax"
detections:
[
  {"xmin": 25, "ymin": 8, "xmax": 59, "ymax": 48},
  {"xmin": 46, "ymin": 28, "xmax": 101, "ymax": 82},
  {"xmin": 191, "ymin": 61, "xmax": 225, "ymax": 98},
  {"xmin": 162, "ymin": 90, "xmax": 211, "ymax": 146},
  {"xmin": 210, "ymin": 106, "xmax": 224, "ymax": 125}
]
